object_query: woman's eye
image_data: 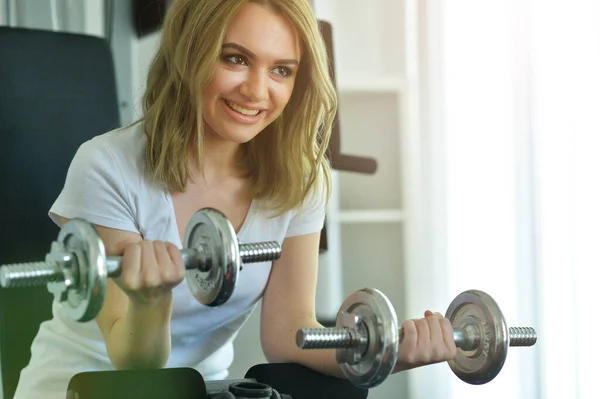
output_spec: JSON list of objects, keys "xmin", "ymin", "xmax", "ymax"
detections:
[
  {"xmin": 223, "ymin": 55, "xmax": 247, "ymax": 65},
  {"xmin": 273, "ymin": 66, "xmax": 293, "ymax": 77}
]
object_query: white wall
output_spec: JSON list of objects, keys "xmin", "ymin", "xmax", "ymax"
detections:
[
  {"xmin": 0, "ymin": 0, "xmax": 6, "ymax": 25},
  {"xmin": 132, "ymin": 32, "xmax": 161, "ymax": 120},
  {"xmin": 0, "ymin": 3, "xmax": 5, "ymax": 396}
]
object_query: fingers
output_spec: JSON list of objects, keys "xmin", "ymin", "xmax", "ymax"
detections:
[
  {"xmin": 153, "ymin": 240, "xmax": 174, "ymax": 283},
  {"xmin": 140, "ymin": 240, "xmax": 160, "ymax": 287},
  {"xmin": 166, "ymin": 242, "xmax": 186, "ymax": 283},
  {"xmin": 107, "ymin": 238, "xmax": 138, "ymax": 257},
  {"xmin": 153, "ymin": 241, "xmax": 186, "ymax": 285},
  {"xmin": 120, "ymin": 242, "xmax": 142, "ymax": 289},
  {"xmin": 427, "ymin": 310, "xmax": 458, "ymax": 356},
  {"xmin": 397, "ymin": 310, "xmax": 457, "ymax": 368},
  {"xmin": 118, "ymin": 240, "xmax": 184, "ymax": 291},
  {"xmin": 400, "ymin": 319, "xmax": 417, "ymax": 346},
  {"xmin": 426, "ymin": 313, "xmax": 443, "ymax": 350},
  {"xmin": 440, "ymin": 316, "xmax": 458, "ymax": 357}
]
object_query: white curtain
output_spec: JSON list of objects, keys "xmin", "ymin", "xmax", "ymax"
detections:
[
  {"xmin": 410, "ymin": 0, "xmax": 599, "ymax": 398},
  {"xmin": 531, "ymin": 1, "xmax": 600, "ymax": 398},
  {"xmin": 0, "ymin": 1, "xmax": 6, "ymax": 25},
  {"xmin": 0, "ymin": 0, "xmax": 104, "ymax": 36}
]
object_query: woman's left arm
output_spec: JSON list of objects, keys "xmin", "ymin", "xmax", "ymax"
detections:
[{"xmin": 260, "ymin": 231, "xmax": 346, "ymax": 379}]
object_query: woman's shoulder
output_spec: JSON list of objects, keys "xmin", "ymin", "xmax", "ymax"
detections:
[
  {"xmin": 84, "ymin": 122, "xmax": 146, "ymax": 161},
  {"xmin": 76, "ymin": 122, "xmax": 147, "ymax": 177},
  {"xmin": 68, "ymin": 121, "xmax": 162, "ymax": 201}
]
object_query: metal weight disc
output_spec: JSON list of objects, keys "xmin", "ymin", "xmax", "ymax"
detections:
[
  {"xmin": 445, "ymin": 290, "xmax": 509, "ymax": 385},
  {"xmin": 46, "ymin": 219, "xmax": 107, "ymax": 322},
  {"xmin": 337, "ymin": 288, "xmax": 399, "ymax": 388},
  {"xmin": 184, "ymin": 208, "xmax": 240, "ymax": 306}
]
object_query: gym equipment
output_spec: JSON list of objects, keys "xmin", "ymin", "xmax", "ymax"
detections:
[
  {"xmin": 296, "ymin": 288, "xmax": 537, "ymax": 388},
  {"xmin": 0, "ymin": 208, "xmax": 281, "ymax": 321},
  {"xmin": 208, "ymin": 380, "xmax": 291, "ymax": 398},
  {"xmin": 66, "ymin": 363, "xmax": 366, "ymax": 399},
  {"xmin": 297, "ymin": 288, "xmax": 398, "ymax": 389},
  {"xmin": 244, "ymin": 359, "xmax": 368, "ymax": 398},
  {"xmin": 182, "ymin": 208, "xmax": 280, "ymax": 306}
]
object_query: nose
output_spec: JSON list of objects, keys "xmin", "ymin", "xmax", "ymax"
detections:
[{"xmin": 240, "ymin": 69, "xmax": 268, "ymax": 102}]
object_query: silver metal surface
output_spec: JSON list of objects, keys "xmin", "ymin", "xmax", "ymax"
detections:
[
  {"xmin": 184, "ymin": 208, "xmax": 281, "ymax": 306},
  {"xmin": 103, "ymin": 242, "xmax": 280, "ymax": 277},
  {"xmin": 336, "ymin": 312, "xmax": 369, "ymax": 365},
  {"xmin": 0, "ymin": 261, "xmax": 63, "ymax": 288},
  {"xmin": 296, "ymin": 327, "xmax": 368, "ymax": 350},
  {"xmin": 0, "ymin": 208, "xmax": 282, "ymax": 320},
  {"xmin": 46, "ymin": 219, "xmax": 107, "ymax": 323},
  {"xmin": 336, "ymin": 288, "xmax": 399, "ymax": 388},
  {"xmin": 184, "ymin": 208, "xmax": 240, "ymax": 306},
  {"xmin": 445, "ymin": 290, "xmax": 509, "ymax": 385},
  {"xmin": 295, "ymin": 289, "xmax": 398, "ymax": 387},
  {"xmin": 181, "ymin": 247, "xmax": 209, "ymax": 272},
  {"xmin": 453, "ymin": 323, "xmax": 481, "ymax": 351},
  {"xmin": 104, "ymin": 247, "xmax": 209, "ymax": 277},
  {"xmin": 296, "ymin": 287, "xmax": 537, "ymax": 388},
  {"xmin": 238, "ymin": 242, "xmax": 281, "ymax": 263},
  {"xmin": 509, "ymin": 327, "xmax": 537, "ymax": 346}
]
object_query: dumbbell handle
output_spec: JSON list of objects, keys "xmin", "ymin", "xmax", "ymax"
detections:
[
  {"xmin": 452, "ymin": 325, "xmax": 537, "ymax": 349},
  {"xmin": 105, "ymin": 241, "xmax": 280, "ymax": 276},
  {"xmin": 0, "ymin": 241, "xmax": 280, "ymax": 288},
  {"xmin": 297, "ymin": 324, "xmax": 537, "ymax": 351}
]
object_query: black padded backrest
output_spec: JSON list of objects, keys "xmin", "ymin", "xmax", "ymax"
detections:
[{"xmin": 0, "ymin": 26, "xmax": 120, "ymax": 399}]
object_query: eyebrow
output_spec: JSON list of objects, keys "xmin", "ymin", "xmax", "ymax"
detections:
[{"xmin": 222, "ymin": 42, "xmax": 299, "ymax": 66}]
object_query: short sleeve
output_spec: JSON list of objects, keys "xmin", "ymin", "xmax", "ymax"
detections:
[
  {"xmin": 285, "ymin": 177, "xmax": 327, "ymax": 238},
  {"xmin": 49, "ymin": 139, "xmax": 139, "ymax": 233}
]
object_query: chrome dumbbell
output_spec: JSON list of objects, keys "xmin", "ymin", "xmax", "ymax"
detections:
[
  {"xmin": 296, "ymin": 288, "xmax": 537, "ymax": 388},
  {"xmin": 0, "ymin": 208, "xmax": 281, "ymax": 322}
]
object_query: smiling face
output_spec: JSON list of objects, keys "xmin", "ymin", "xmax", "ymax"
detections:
[{"xmin": 201, "ymin": 2, "xmax": 302, "ymax": 144}]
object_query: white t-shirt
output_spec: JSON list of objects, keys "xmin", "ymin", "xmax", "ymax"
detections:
[{"xmin": 13, "ymin": 123, "xmax": 326, "ymax": 399}]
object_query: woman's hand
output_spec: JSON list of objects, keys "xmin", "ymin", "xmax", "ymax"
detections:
[
  {"xmin": 112, "ymin": 240, "xmax": 186, "ymax": 307},
  {"xmin": 393, "ymin": 310, "xmax": 458, "ymax": 373}
]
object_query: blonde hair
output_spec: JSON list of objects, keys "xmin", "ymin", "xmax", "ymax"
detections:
[{"xmin": 142, "ymin": 0, "xmax": 336, "ymax": 216}]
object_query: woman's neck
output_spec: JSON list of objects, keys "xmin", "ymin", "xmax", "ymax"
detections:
[{"xmin": 189, "ymin": 136, "xmax": 246, "ymax": 185}]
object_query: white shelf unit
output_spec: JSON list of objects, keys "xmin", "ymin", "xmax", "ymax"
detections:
[
  {"xmin": 337, "ymin": 76, "xmax": 406, "ymax": 94},
  {"xmin": 312, "ymin": 1, "xmax": 419, "ymax": 398},
  {"xmin": 336, "ymin": 209, "xmax": 406, "ymax": 224},
  {"xmin": 229, "ymin": 2, "xmax": 423, "ymax": 395}
]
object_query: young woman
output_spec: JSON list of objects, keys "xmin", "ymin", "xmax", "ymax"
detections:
[{"xmin": 13, "ymin": 1, "xmax": 456, "ymax": 397}]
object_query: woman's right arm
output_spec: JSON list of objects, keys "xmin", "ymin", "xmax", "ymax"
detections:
[{"xmin": 57, "ymin": 217, "xmax": 186, "ymax": 370}]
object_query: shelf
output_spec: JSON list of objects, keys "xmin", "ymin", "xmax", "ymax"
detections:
[
  {"xmin": 333, "ymin": 209, "xmax": 406, "ymax": 224},
  {"xmin": 337, "ymin": 77, "xmax": 405, "ymax": 94}
]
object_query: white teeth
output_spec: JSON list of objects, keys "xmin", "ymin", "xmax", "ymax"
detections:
[{"xmin": 225, "ymin": 100, "xmax": 260, "ymax": 116}]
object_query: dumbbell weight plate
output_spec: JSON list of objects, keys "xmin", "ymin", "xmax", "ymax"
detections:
[
  {"xmin": 337, "ymin": 288, "xmax": 399, "ymax": 388},
  {"xmin": 445, "ymin": 290, "xmax": 509, "ymax": 385},
  {"xmin": 184, "ymin": 208, "xmax": 239, "ymax": 306},
  {"xmin": 46, "ymin": 219, "xmax": 107, "ymax": 322}
]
